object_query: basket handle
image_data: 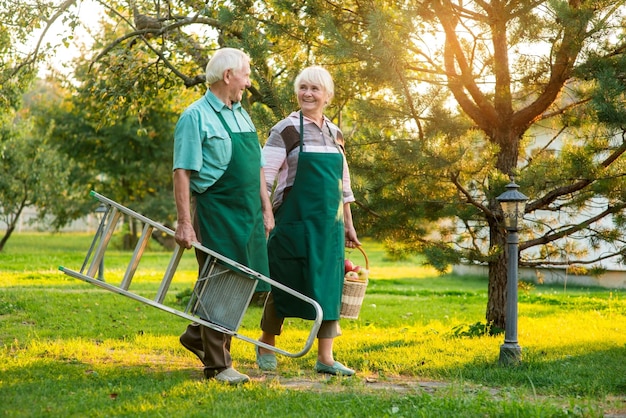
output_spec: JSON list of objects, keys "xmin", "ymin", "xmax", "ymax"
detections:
[{"xmin": 354, "ymin": 246, "xmax": 369, "ymax": 270}]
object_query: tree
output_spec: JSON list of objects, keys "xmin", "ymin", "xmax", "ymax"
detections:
[
  {"xmin": 315, "ymin": 0, "xmax": 626, "ymax": 328},
  {"xmin": 0, "ymin": 14, "xmax": 76, "ymax": 251},
  {"xmin": 6, "ymin": 0, "xmax": 338, "ymax": 245},
  {"xmin": 4, "ymin": 0, "xmax": 626, "ymax": 328},
  {"xmin": 0, "ymin": 107, "xmax": 74, "ymax": 251}
]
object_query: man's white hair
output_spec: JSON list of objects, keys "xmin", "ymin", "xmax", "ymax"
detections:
[{"xmin": 205, "ymin": 48, "xmax": 250, "ymax": 85}]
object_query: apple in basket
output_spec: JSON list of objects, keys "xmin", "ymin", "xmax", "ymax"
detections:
[
  {"xmin": 354, "ymin": 265, "xmax": 369, "ymax": 281},
  {"xmin": 344, "ymin": 271, "xmax": 360, "ymax": 281},
  {"xmin": 344, "ymin": 259, "xmax": 356, "ymax": 274}
]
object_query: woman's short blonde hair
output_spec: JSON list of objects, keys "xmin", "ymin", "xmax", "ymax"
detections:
[
  {"xmin": 294, "ymin": 66, "xmax": 334, "ymax": 99},
  {"xmin": 205, "ymin": 48, "xmax": 250, "ymax": 85}
]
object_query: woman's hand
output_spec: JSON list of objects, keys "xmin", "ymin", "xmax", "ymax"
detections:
[
  {"xmin": 345, "ymin": 226, "xmax": 361, "ymax": 249},
  {"xmin": 343, "ymin": 202, "xmax": 361, "ymax": 248}
]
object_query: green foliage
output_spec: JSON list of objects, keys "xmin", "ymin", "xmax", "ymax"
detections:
[
  {"xmin": 518, "ymin": 280, "xmax": 535, "ymax": 294},
  {"xmin": 576, "ymin": 52, "xmax": 626, "ymax": 125},
  {"xmin": 27, "ymin": 75, "xmax": 180, "ymax": 228},
  {"xmin": 0, "ymin": 112, "xmax": 74, "ymax": 249},
  {"xmin": 4, "ymin": 0, "xmax": 626, "ymax": 327},
  {"xmin": 450, "ymin": 321, "xmax": 504, "ymax": 338}
]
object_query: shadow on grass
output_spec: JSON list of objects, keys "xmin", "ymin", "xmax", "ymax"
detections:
[
  {"xmin": 2, "ymin": 358, "xmax": 203, "ymax": 416},
  {"xmin": 440, "ymin": 343, "xmax": 625, "ymax": 397}
]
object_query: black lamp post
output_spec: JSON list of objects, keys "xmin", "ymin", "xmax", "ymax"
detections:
[
  {"xmin": 94, "ymin": 203, "xmax": 108, "ymax": 282},
  {"xmin": 496, "ymin": 179, "xmax": 528, "ymax": 365}
]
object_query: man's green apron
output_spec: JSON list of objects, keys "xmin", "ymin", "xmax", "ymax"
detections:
[
  {"xmin": 269, "ymin": 112, "xmax": 344, "ymax": 320},
  {"xmin": 194, "ymin": 111, "xmax": 270, "ymax": 292}
]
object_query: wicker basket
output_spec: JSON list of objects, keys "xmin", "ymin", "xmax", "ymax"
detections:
[{"xmin": 340, "ymin": 246, "xmax": 369, "ymax": 319}]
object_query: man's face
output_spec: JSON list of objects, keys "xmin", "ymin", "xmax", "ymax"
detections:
[{"xmin": 227, "ymin": 61, "xmax": 252, "ymax": 104}]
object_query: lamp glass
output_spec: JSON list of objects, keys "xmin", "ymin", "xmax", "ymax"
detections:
[{"xmin": 501, "ymin": 200, "xmax": 526, "ymax": 230}]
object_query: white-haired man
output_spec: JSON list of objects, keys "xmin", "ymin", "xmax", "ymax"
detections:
[{"xmin": 173, "ymin": 48, "xmax": 273, "ymax": 384}]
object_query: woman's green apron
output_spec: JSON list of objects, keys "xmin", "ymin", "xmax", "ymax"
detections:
[
  {"xmin": 269, "ymin": 112, "xmax": 344, "ymax": 320},
  {"xmin": 194, "ymin": 111, "xmax": 270, "ymax": 292}
]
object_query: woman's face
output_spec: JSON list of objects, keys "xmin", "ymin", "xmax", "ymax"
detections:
[{"xmin": 297, "ymin": 81, "xmax": 329, "ymax": 115}]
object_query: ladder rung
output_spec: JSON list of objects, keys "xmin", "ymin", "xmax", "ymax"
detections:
[
  {"xmin": 120, "ymin": 223, "xmax": 154, "ymax": 290},
  {"xmin": 87, "ymin": 208, "xmax": 122, "ymax": 278},
  {"xmin": 155, "ymin": 244, "xmax": 185, "ymax": 303}
]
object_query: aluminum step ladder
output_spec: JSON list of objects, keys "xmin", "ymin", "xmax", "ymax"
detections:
[{"xmin": 59, "ymin": 191, "xmax": 322, "ymax": 358}]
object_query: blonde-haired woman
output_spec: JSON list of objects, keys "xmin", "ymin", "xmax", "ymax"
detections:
[{"xmin": 256, "ymin": 66, "xmax": 360, "ymax": 376}]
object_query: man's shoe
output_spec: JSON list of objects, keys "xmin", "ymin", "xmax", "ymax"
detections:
[
  {"xmin": 180, "ymin": 324, "xmax": 205, "ymax": 364},
  {"xmin": 314, "ymin": 360, "xmax": 355, "ymax": 376},
  {"xmin": 255, "ymin": 345, "xmax": 277, "ymax": 371},
  {"xmin": 213, "ymin": 368, "xmax": 250, "ymax": 385}
]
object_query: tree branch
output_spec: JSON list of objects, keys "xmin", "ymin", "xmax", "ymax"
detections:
[
  {"xmin": 10, "ymin": 0, "xmax": 78, "ymax": 78},
  {"xmin": 521, "ymin": 202, "xmax": 626, "ymax": 251},
  {"xmin": 511, "ymin": 2, "xmax": 589, "ymax": 127},
  {"xmin": 432, "ymin": 0, "xmax": 498, "ymax": 131},
  {"xmin": 526, "ymin": 137, "xmax": 626, "ymax": 212},
  {"xmin": 449, "ymin": 171, "xmax": 492, "ymax": 216},
  {"xmin": 521, "ymin": 249, "xmax": 624, "ymax": 268}
]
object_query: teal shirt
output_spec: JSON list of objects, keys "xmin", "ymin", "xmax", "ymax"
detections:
[{"xmin": 173, "ymin": 90, "xmax": 263, "ymax": 194}]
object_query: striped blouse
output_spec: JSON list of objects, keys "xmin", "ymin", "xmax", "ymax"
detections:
[{"xmin": 262, "ymin": 111, "xmax": 356, "ymax": 210}]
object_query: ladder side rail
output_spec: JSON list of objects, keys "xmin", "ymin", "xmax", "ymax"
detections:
[
  {"xmin": 61, "ymin": 266, "xmax": 233, "ymax": 335},
  {"xmin": 93, "ymin": 192, "xmax": 246, "ymax": 265},
  {"xmin": 120, "ymin": 223, "xmax": 154, "ymax": 290},
  {"xmin": 91, "ymin": 191, "xmax": 259, "ymax": 269},
  {"xmin": 155, "ymin": 244, "xmax": 185, "ymax": 304},
  {"xmin": 91, "ymin": 191, "xmax": 263, "ymax": 267},
  {"xmin": 80, "ymin": 207, "xmax": 109, "ymax": 274},
  {"xmin": 86, "ymin": 208, "xmax": 122, "ymax": 278},
  {"xmin": 91, "ymin": 191, "xmax": 176, "ymax": 237},
  {"xmin": 60, "ymin": 266, "xmax": 319, "ymax": 358}
]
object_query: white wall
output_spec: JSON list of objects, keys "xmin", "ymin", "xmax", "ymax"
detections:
[
  {"xmin": 1, "ymin": 207, "xmax": 98, "ymax": 233},
  {"xmin": 453, "ymin": 263, "xmax": 626, "ymax": 290}
]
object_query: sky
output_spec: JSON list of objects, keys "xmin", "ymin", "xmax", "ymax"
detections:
[{"xmin": 31, "ymin": 0, "xmax": 103, "ymax": 77}]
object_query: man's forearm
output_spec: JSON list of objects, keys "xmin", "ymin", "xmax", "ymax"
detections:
[{"xmin": 173, "ymin": 169, "xmax": 192, "ymax": 223}]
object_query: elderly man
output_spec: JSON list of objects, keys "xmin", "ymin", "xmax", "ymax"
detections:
[{"xmin": 173, "ymin": 48, "xmax": 273, "ymax": 384}]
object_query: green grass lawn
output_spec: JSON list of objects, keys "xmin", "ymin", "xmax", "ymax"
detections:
[{"xmin": 1, "ymin": 233, "xmax": 626, "ymax": 417}]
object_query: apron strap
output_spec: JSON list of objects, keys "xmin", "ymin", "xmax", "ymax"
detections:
[
  {"xmin": 215, "ymin": 111, "xmax": 233, "ymax": 136},
  {"xmin": 299, "ymin": 111, "xmax": 304, "ymax": 152},
  {"xmin": 299, "ymin": 111, "xmax": 341, "ymax": 152}
]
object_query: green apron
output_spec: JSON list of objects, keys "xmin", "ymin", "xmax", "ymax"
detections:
[
  {"xmin": 269, "ymin": 112, "xmax": 344, "ymax": 320},
  {"xmin": 194, "ymin": 111, "xmax": 270, "ymax": 292}
]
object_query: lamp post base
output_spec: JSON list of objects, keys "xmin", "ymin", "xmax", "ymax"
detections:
[{"xmin": 499, "ymin": 343, "xmax": 522, "ymax": 366}]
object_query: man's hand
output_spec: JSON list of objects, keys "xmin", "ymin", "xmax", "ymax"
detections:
[{"xmin": 175, "ymin": 220, "xmax": 197, "ymax": 249}]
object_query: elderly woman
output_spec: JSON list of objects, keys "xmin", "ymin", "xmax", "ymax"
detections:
[{"xmin": 256, "ymin": 66, "xmax": 361, "ymax": 376}]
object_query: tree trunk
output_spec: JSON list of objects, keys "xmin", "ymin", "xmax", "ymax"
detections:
[
  {"xmin": 0, "ymin": 224, "xmax": 16, "ymax": 252},
  {"xmin": 487, "ymin": 215, "xmax": 508, "ymax": 329},
  {"xmin": 487, "ymin": 128, "xmax": 521, "ymax": 329},
  {"xmin": 0, "ymin": 202, "xmax": 26, "ymax": 252},
  {"xmin": 122, "ymin": 215, "xmax": 139, "ymax": 250}
]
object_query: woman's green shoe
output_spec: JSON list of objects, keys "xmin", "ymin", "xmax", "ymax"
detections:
[
  {"xmin": 314, "ymin": 360, "xmax": 355, "ymax": 376},
  {"xmin": 255, "ymin": 345, "xmax": 277, "ymax": 371}
]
